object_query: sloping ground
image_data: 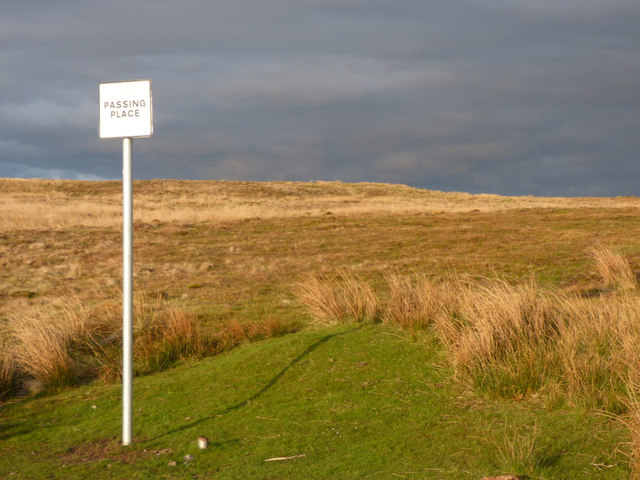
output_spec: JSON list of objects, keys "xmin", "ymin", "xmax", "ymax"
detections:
[
  {"xmin": 1, "ymin": 179, "xmax": 639, "ymax": 478},
  {"xmin": 2, "ymin": 179, "xmax": 640, "ymax": 332},
  {"xmin": 0, "ymin": 325, "xmax": 627, "ymax": 479},
  {"xmin": 2, "ymin": 178, "xmax": 640, "ymax": 231}
]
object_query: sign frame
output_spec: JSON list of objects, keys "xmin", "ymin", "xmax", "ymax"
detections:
[{"xmin": 99, "ymin": 79, "xmax": 153, "ymax": 139}]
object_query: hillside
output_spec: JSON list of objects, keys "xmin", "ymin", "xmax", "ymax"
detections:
[
  {"xmin": 1, "ymin": 179, "xmax": 640, "ymax": 478},
  {"xmin": 2, "ymin": 179, "xmax": 640, "ymax": 322},
  {"xmin": 0, "ymin": 325, "xmax": 628, "ymax": 479}
]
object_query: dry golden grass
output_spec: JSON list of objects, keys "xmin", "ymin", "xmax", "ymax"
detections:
[
  {"xmin": 6, "ymin": 178, "xmax": 640, "ymax": 474},
  {"xmin": 161, "ymin": 308, "xmax": 200, "ymax": 356},
  {"xmin": 591, "ymin": 243, "xmax": 638, "ymax": 291},
  {"xmin": 4, "ymin": 179, "xmax": 640, "ymax": 392},
  {"xmin": 0, "ymin": 285, "xmax": 301, "ymax": 396},
  {"xmin": 2, "ymin": 295, "xmax": 100, "ymax": 390},
  {"xmin": 4, "ymin": 178, "xmax": 640, "ymax": 342},
  {"xmin": 0, "ymin": 334, "xmax": 17, "ymax": 400},
  {"xmin": 134, "ymin": 305, "xmax": 202, "ymax": 372},
  {"xmin": 297, "ymin": 245, "xmax": 640, "ymax": 412},
  {"xmin": 4, "ymin": 180, "xmax": 640, "ymax": 408},
  {"xmin": 382, "ymin": 272, "xmax": 441, "ymax": 331},
  {"xmin": 434, "ymin": 277, "xmax": 563, "ymax": 397},
  {"xmin": 205, "ymin": 317, "xmax": 300, "ymax": 355},
  {"xmin": 3, "ymin": 177, "xmax": 640, "ymax": 231},
  {"xmin": 620, "ymin": 391, "xmax": 640, "ymax": 480},
  {"xmin": 296, "ymin": 271, "xmax": 380, "ymax": 325}
]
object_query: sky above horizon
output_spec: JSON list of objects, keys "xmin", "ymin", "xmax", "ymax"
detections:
[{"xmin": 2, "ymin": 1, "xmax": 640, "ymax": 196}]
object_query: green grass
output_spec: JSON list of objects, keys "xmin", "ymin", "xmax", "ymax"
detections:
[
  {"xmin": 3, "ymin": 180, "xmax": 640, "ymax": 478},
  {"xmin": 0, "ymin": 325, "xmax": 628, "ymax": 479}
]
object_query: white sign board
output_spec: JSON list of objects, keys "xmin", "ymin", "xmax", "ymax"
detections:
[{"xmin": 99, "ymin": 80, "xmax": 153, "ymax": 139}]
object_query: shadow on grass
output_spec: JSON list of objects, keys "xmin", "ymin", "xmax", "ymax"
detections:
[
  {"xmin": 0, "ymin": 421, "xmax": 34, "ymax": 441},
  {"xmin": 147, "ymin": 325, "xmax": 363, "ymax": 442}
]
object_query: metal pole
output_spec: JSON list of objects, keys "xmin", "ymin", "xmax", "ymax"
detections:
[{"xmin": 122, "ymin": 137, "xmax": 133, "ymax": 445}]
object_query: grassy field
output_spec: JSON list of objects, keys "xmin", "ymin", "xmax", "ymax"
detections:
[
  {"xmin": 2, "ymin": 178, "xmax": 640, "ymax": 478},
  {"xmin": 0, "ymin": 325, "xmax": 629, "ymax": 479}
]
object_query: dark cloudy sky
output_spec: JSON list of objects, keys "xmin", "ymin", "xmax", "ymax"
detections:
[{"xmin": 2, "ymin": 1, "xmax": 640, "ymax": 196}]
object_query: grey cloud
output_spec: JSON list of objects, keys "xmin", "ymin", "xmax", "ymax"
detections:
[
  {"xmin": 2, "ymin": 1, "xmax": 640, "ymax": 195},
  {"xmin": 201, "ymin": 57, "xmax": 452, "ymax": 107}
]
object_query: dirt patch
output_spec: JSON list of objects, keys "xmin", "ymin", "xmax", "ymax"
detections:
[{"xmin": 62, "ymin": 437, "xmax": 171, "ymax": 466}]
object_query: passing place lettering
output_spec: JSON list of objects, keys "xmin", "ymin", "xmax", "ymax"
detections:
[{"xmin": 103, "ymin": 99, "xmax": 147, "ymax": 118}]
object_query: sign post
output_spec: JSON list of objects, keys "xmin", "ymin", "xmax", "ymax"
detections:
[{"xmin": 99, "ymin": 79, "xmax": 153, "ymax": 446}]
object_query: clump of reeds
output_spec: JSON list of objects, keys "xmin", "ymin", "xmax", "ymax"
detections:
[
  {"xmin": 0, "ymin": 335, "xmax": 18, "ymax": 401},
  {"xmin": 591, "ymin": 243, "xmax": 638, "ymax": 291},
  {"xmin": 622, "ymin": 394, "xmax": 640, "ymax": 480},
  {"xmin": 198, "ymin": 317, "xmax": 301, "ymax": 358},
  {"xmin": 296, "ymin": 270, "xmax": 380, "ymax": 325},
  {"xmin": 0, "ymin": 289, "xmax": 300, "ymax": 400},
  {"xmin": 556, "ymin": 294, "xmax": 636, "ymax": 412},
  {"xmin": 132, "ymin": 291, "xmax": 300, "ymax": 373},
  {"xmin": 617, "ymin": 331, "xmax": 640, "ymax": 480},
  {"xmin": 382, "ymin": 273, "xmax": 442, "ymax": 332},
  {"xmin": 2, "ymin": 296, "xmax": 102, "ymax": 390},
  {"xmin": 492, "ymin": 422, "xmax": 543, "ymax": 478},
  {"xmin": 134, "ymin": 304, "xmax": 203, "ymax": 373},
  {"xmin": 295, "ymin": 246, "xmax": 640, "ymax": 409},
  {"xmin": 297, "ymin": 247, "xmax": 640, "ymax": 473},
  {"xmin": 437, "ymin": 277, "xmax": 564, "ymax": 398}
]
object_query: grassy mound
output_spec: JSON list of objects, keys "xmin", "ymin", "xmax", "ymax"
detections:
[{"xmin": 0, "ymin": 325, "xmax": 628, "ymax": 479}]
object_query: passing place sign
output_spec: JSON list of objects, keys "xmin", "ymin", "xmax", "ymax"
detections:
[{"xmin": 99, "ymin": 79, "xmax": 153, "ymax": 139}]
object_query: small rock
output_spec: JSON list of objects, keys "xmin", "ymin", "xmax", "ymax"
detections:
[
  {"xmin": 91, "ymin": 405, "xmax": 97, "ymax": 409},
  {"xmin": 167, "ymin": 461, "xmax": 177, "ymax": 467},
  {"xmin": 183, "ymin": 454, "xmax": 194, "ymax": 463}
]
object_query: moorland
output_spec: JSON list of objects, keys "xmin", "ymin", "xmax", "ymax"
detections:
[{"xmin": 1, "ymin": 178, "xmax": 640, "ymax": 479}]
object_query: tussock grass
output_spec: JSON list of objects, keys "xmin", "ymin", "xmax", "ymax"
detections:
[
  {"xmin": 0, "ymin": 290, "xmax": 299, "ymax": 399},
  {"xmin": 296, "ymin": 245, "xmax": 640, "ymax": 411},
  {"xmin": 620, "ymin": 384, "xmax": 640, "ymax": 480},
  {"xmin": 132, "ymin": 298, "xmax": 299, "ymax": 374},
  {"xmin": 0, "ymin": 337, "xmax": 18, "ymax": 401},
  {"xmin": 557, "ymin": 295, "xmax": 637, "ymax": 411},
  {"xmin": 3, "ymin": 296, "xmax": 102, "ymax": 390},
  {"xmin": 618, "ymin": 332, "xmax": 640, "ymax": 480},
  {"xmin": 492, "ymin": 422, "xmax": 543, "ymax": 478},
  {"xmin": 591, "ymin": 244, "xmax": 638, "ymax": 291},
  {"xmin": 134, "ymin": 304, "xmax": 202, "ymax": 373},
  {"xmin": 296, "ymin": 252, "xmax": 640, "ymax": 472},
  {"xmin": 382, "ymin": 272, "xmax": 441, "ymax": 332},
  {"xmin": 296, "ymin": 271, "xmax": 380, "ymax": 325},
  {"xmin": 436, "ymin": 277, "xmax": 564, "ymax": 399}
]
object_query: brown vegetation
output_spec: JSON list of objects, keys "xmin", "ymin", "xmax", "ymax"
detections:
[
  {"xmin": 0, "ymin": 289, "xmax": 299, "ymax": 398},
  {"xmin": 590, "ymin": 243, "xmax": 638, "ymax": 291},
  {"xmin": 297, "ymin": 251, "xmax": 640, "ymax": 412},
  {"xmin": 4, "ymin": 178, "xmax": 640, "ymax": 473},
  {"xmin": 296, "ymin": 245, "xmax": 640, "ymax": 476},
  {"xmin": 2, "ymin": 178, "xmax": 640, "ymax": 231},
  {"xmin": 295, "ymin": 271, "xmax": 379, "ymax": 324},
  {"xmin": 2, "ymin": 178, "xmax": 640, "ymax": 400}
]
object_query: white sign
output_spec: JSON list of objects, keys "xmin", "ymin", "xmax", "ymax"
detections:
[{"xmin": 99, "ymin": 79, "xmax": 153, "ymax": 139}]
